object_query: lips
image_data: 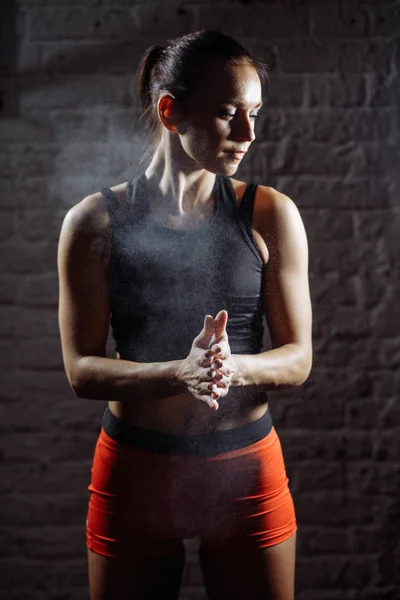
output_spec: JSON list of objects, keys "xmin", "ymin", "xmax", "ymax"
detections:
[{"xmin": 226, "ymin": 151, "xmax": 245, "ymax": 160}]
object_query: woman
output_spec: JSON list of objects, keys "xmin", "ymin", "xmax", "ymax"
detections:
[{"xmin": 58, "ymin": 30, "xmax": 312, "ymax": 600}]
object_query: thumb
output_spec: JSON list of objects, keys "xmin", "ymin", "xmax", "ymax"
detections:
[
  {"xmin": 212, "ymin": 310, "xmax": 228, "ymax": 342},
  {"xmin": 193, "ymin": 314, "xmax": 215, "ymax": 350}
]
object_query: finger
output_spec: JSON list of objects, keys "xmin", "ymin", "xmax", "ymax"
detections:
[
  {"xmin": 193, "ymin": 315, "xmax": 216, "ymax": 350},
  {"xmin": 200, "ymin": 356, "xmax": 214, "ymax": 368},
  {"xmin": 211, "ymin": 359, "xmax": 223, "ymax": 370},
  {"xmin": 188, "ymin": 386, "xmax": 219, "ymax": 410},
  {"xmin": 212, "ymin": 310, "xmax": 228, "ymax": 342},
  {"xmin": 206, "ymin": 369, "xmax": 229, "ymax": 385}
]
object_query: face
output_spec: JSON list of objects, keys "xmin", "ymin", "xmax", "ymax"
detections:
[{"xmin": 175, "ymin": 61, "xmax": 263, "ymax": 175}]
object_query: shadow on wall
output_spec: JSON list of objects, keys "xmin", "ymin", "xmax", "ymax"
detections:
[{"xmin": 1, "ymin": 0, "xmax": 19, "ymax": 118}]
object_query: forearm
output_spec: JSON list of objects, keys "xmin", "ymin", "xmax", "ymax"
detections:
[
  {"xmin": 231, "ymin": 343, "xmax": 312, "ymax": 391},
  {"xmin": 68, "ymin": 355, "xmax": 186, "ymax": 401}
]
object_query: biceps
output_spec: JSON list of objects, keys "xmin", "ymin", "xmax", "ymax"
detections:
[
  {"xmin": 57, "ymin": 216, "xmax": 110, "ymax": 376},
  {"xmin": 264, "ymin": 260, "xmax": 312, "ymax": 353}
]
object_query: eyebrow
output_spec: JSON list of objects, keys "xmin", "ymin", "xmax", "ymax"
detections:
[{"xmin": 223, "ymin": 99, "xmax": 263, "ymax": 108}]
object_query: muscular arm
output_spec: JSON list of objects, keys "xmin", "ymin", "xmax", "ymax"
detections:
[
  {"xmin": 58, "ymin": 194, "xmax": 186, "ymax": 401},
  {"xmin": 231, "ymin": 187, "xmax": 313, "ymax": 390}
]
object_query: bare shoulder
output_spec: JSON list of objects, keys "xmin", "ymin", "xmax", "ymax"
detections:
[
  {"xmin": 255, "ymin": 185, "xmax": 309, "ymax": 265},
  {"xmin": 60, "ymin": 181, "xmax": 129, "ymax": 239},
  {"xmin": 231, "ymin": 178, "xmax": 307, "ymax": 260}
]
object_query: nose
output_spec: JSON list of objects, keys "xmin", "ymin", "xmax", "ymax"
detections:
[{"xmin": 233, "ymin": 115, "xmax": 256, "ymax": 143}]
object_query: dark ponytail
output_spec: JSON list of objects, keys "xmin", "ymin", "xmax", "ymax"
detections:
[
  {"xmin": 136, "ymin": 31, "xmax": 269, "ymax": 162},
  {"xmin": 137, "ymin": 45, "xmax": 166, "ymax": 112}
]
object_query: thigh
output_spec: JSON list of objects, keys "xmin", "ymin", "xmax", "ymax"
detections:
[
  {"xmin": 88, "ymin": 544, "xmax": 186, "ymax": 600},
  {"xmin": 199, "ymin": 532, "xmax": 296, "ymax": 600}
]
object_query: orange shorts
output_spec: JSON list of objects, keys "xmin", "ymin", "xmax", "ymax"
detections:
[{"xmin": 86, "ymin": 407, "xmax": 297, "ymax": 558}]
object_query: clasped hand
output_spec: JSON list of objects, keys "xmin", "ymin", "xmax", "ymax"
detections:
[{"xmin": 177, "ymin": 310, "xmax": 235, "ymax": 410}]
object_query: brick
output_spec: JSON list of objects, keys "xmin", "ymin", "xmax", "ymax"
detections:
[
  {"xmin": 0, "ymin": 430, "xmax": 98, "ymax": 464},
  {"xmin": 0, "ymin": 459, "xmax": 92, "ymax": 494},
  {"xmin": 273, "ymin": 140, "xmax": 368, "ymax": 177},
  {"xmin": 362, "ymin": 266, "xmax": 398, "ymax": 308},
  {"xmin": 279, "ymin": 40, "xmax": 341, "ymax": 74},
  {"xmin": 345, "ymin": 398, "xmax": 384, "ymax": 429},
  {"xmin": 27, "ymin": 8, "xmax": 134, "ymax": 41},
  {"xmin": 310, "ymin": 240, "xmax": 371, "ymax": 276},
  {"xmin": 279, "ymin": 431, "xmax": 347, "ymax": 462},
  {"xmin": 351, "ymin": 526, "xmax": 384, "ymax": 554},
  {"xmin": 346, "ymin": 462, "xmax": 400, "ymax": 496},
  {"xmin": 0, "ymin": 525, "xmax": 84, "ymax": 559},
  {"xmin": 265, "ymin": 75, "xmax": 305, "ymax": 108},
  {"xmin": 368, "ymin": 3, "xmax": 400, "ymax": 37},
  {"xmin": 0, "ymin": 114, "xmax": 55, "ymax": 146},
  {"xmin": 380, "ymin": 338, "xmax": 400, "ymax": 370},
  {"xmin": 0, "ymin": 492, "xmax": 87, "ymax": 527},
  {"xmin": 296, "ymin": 555, "xmax": 378, "ymax": 589},
  {"xmin": 27, "ymin": 7, "xmax": 194, "ymax": 42},
  {"xmin": 0, "ymin": 212, "xmax": 16, "ymax": 242},
  {"xmin": 16, "ymin": 41, "xmax": 41, "ymax": 72},
  {"xmin": 196, "ymin": 4, "xmax": 309, "ymax": 39},
  {"xmin": 0, "ymin": 390, "xmax": 104, "ymax": 433},
  {"xmin": 295, "ymin": 490, "xmax": 392, "ymax": 527},
  {"xmin": 355, "ymin": 208, "xmax": 400, "ymax": 240},
  {"xmin": 274, "ymin": 398, "xmax": 345, "ymax": 430},
  {"xmin": 280, "ymin": 40, "xmax": 393, "ymax": 75},
  {"xmin": 327, "ymin": 74, "xmax": 368, "ymax": 107},
  {"xmin": 368, "ymin": 73, "xmax": 398, "ymax": 107},
  {"xmin": 55, "ymin": 141, "xmax": 125, "ymax": 182},
  {"xmin": 0, "ymin": 306, "xmax": 59, "ymax": 339},
  {"xmin": 310, "ymin": 2, "xmax": 370, "ymax": 38},
  {"xmin": 0, "ymin": 558, "xmax": 88, "ymax": 591},
  {"xmin": 370, "ymin": 296, "xmax": 400, "ymax": 337},
  {"xmin": 292, "ymin": 460, "xmax": 344, "ymax": 492},
  {"xmin": 345, "ymin": 432, "xmax": 375, "ymax": 460},
  {"xmin": 364, "ymin": 142, "xmax": 398, "ymax": 177},
  {"xmin": 0, "ymin": 243, "xmax": 49, "ymax": 274},
  {"xmin": 17, "ymin": 274, "xmax": 59, "ymax": 307},
  {"xmin": 331, "ymin": 306, "xmax": 373, "ymax": 337},
  {"xmin": 19, "ymin": 0, "xmax": 104, "ymax": 6},
  {"xmin": 297, "ymin": 526, "xmax": 350, "ymax": 555},
  {"xmin": 0, "ymin": 341, "xmax": 17, "ymax": 373},
  {"xmin": 374, "ymin": 432, "xmax": 400, "ymax": 462},
  {"xmin": 19, "ymin": 74, "xmax": 132, "ymax": 112},
  {"xmin": 311, "ymin": 271, "xmax": 358, "ymax": 305},
  {"xmin": 16, "ymin": 209, "xmax": 63, "ymax": 244},
  {"xmin": 0, "ymin": 275, "xmax": 20, "ymax": 305},
  {"xmin": 39, "ymin": 39, "xmax": 150, "ymax": 77},
  {"xmin": 1, "ymin": 145, "xmax": 58, "ymax": 178},
  {"xmin": 16, "ymin": 339, "xmax": 64, "ymax": 370},
  {"xmin": 276, "ymin": 176, "xmax": 396, "ymax": 210},
  {"xmin": 302, "ymin": 207, "xmax": 353, "ymax": 241}
]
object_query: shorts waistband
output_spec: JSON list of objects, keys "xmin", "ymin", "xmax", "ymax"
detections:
[{"xmin": 102, "ymin": 406, "xmax": 273, "ymax": 456}]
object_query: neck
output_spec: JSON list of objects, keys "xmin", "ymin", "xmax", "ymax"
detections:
[{"xmin": 144, "ymin": 133, "xmax": 216, "ymax": 219}]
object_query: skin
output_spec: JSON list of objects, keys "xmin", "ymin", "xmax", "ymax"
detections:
[{"xmin": 58, "ymin": 60, "xmax": 312, "ymax": 599}]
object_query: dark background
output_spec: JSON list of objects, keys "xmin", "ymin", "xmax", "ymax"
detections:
[{"xmin": 0, "ymin": 0, "xmax": 399, "ymax": 598}]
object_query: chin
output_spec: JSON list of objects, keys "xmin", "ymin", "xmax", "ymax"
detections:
[{"xmin": 205, "ymin": 158, "xmax": 240, "ymax": 177}]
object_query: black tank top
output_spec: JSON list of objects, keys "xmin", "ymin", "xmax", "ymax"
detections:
[{"xmin": 101, "ymin": 173, "xmax": 266, "ymax": 362}]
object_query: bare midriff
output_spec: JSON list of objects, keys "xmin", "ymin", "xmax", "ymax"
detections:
[{"xmin": 109, "ymin": 390, "xmax": 269, "ymax": 435}]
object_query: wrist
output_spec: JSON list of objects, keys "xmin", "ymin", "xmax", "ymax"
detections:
[
  {"xmin": 171, "ymin": 359, "xmax": 188, "ymax": 392},
  {"xmin": 230, "ymin": 354, "xmax": 247, "ymax": 387}
]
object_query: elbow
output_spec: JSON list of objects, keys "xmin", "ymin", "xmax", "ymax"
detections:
[
  {"xmin": 296, "ymin": 349, "xmax": 313, "ymax": 386},
  {"xmin": 65, "ymin": 358, "xmax": 94, "ymax": 399},
  {"xmin": 67, "ymin": 370, "xmax": 87, "ymax": 399}
]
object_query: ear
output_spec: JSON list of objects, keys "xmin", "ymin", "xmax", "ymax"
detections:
[{"xmin": 157, "ymin": 94, "xmax": 182, "ymax": 133}]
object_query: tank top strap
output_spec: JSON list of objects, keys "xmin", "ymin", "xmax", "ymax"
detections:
[{"xmin": 237, "ymin": 182, "xmax": 258, "ymax": 231}]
